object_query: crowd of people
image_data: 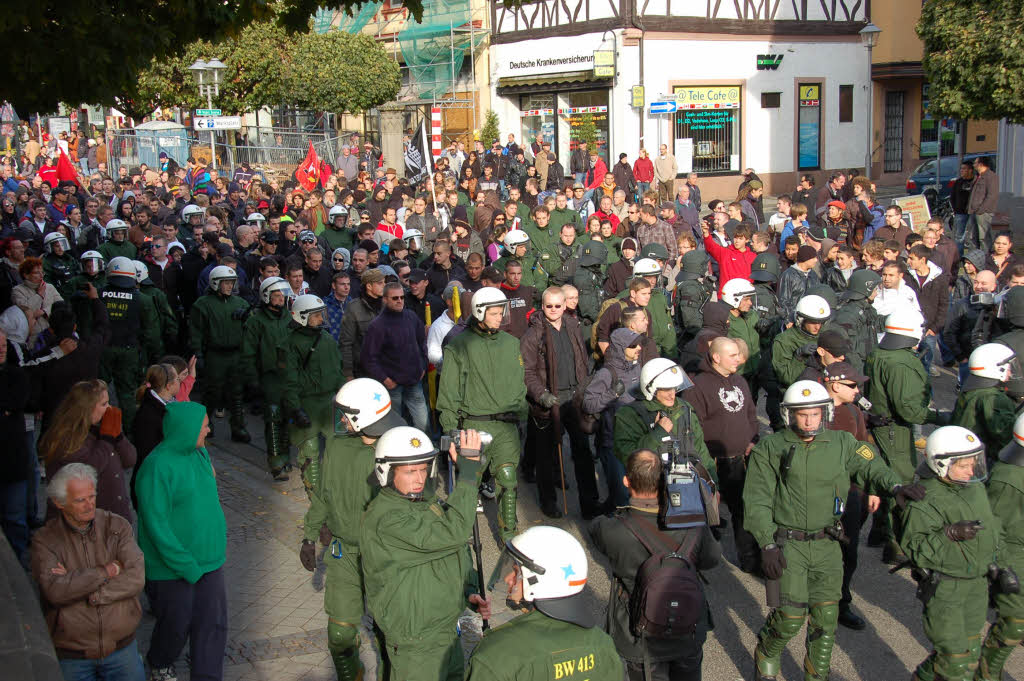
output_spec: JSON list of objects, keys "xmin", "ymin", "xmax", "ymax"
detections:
[{"xmin": 1, "ymin": 123, "xmax": 1021, "ymax": 681}]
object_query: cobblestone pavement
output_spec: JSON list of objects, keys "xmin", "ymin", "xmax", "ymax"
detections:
[{"xmin": 136, "ymin": 367, "xmax": 1022, "ymax": 681}]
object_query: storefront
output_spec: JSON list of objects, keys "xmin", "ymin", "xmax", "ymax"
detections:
[{"xmin": 672, "ymin": 85, "xmax": 742, "ymax": 176}]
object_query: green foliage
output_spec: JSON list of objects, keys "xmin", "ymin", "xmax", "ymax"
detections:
[
  {"xmin": 287, "ymin": 32, "xmax": 401, "ymax": 114},
  {"xmin": 574, "ymin": 113, "xmax": 599, "ymax": 148},
  {"xmin": 479, "ymin": 110, "xmax": 501, "ymax": 146},
  {"xmin": 917, "ymin": 0, "xmax": 1024, "ymax": 123}
]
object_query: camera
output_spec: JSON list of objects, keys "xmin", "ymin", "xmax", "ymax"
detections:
[
  {"xmin": 439, "ymin": 429, "xmax": 493, "ymax": 454},
  {"xmin": 855, "ymin": 395, "xmax": 873, "ymax": 412},
  {"xmin": 657, "ymin": 436, "xmax": 718, "ymax": 530}
]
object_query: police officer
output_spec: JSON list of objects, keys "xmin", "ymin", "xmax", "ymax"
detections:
[
  {"xmin": 437, "ymin": 287, "xmax": 526, "ymax": 541},
  {"xmin": 100, "ymin": 257, "xmax": 160, "ymax": 432},
  {"xmin": 133, "ymin": 260, "xmax": 176, "ymax": 360},
  {"xmin": 494, "ymin": 230, "xmax": 546, "ymax": 290},
  {"xmin": 42, "ymin": 232, "xmax": 79, "ymax": 298},
  {"xmin": 321, "ymin": 204, "xmax": 355, "ymax": 253},
  {"xmin": 720, "ymin": 278, "xmax": 760, "ymax": 379},
  {"xmin": 743, "ymin": 380, "xmax": 923, "ymax": 681},
  {"xmin": 750, "ymin": 252, "xmax": 785, "ymax": 430},
  {"xmin": 994, "ymin": 286, "xmax": 1024, "ymax": 400},
  {"xmin": 178, "ymin": 204, "xmax": 206, "ymax": 248},
  {"xmin": 467, "ymin": 526, "xmax": 623, "ymax": 681},
  {"xmin": 864, "ymin": 306, "xmax": 944, "ymax": 564},
  {"xmin": 360, "ymin": 427, "xmax": 490, "ymax": 681},
  {"xmin": 281, "ymin": 294, "xmax": 346, "ymax": 497},
  {"xmin": 68, "ymin": 250, "xmax": 106, "ymax": 337},
  {"xmin": 772, "ymin": 295, "xmax": 831, "ymax": 389},
  {"xmin": 830, "ymin": 268, "xmax": 882, "ymax": 373},
  {"xmin": 541, "ymin": 222, "xmax": 583, "ymax": 287},
  {"xmin": 98, "ymin": 218, "xmax": 137, "ymax": 261},
  {"xmin": 190, "ymin": 264, "xmax": 251, "ymax": 442},
  {"xmin": 979, "ymin": 413, "xmax": 1024, "ymax": 680},
  {"xmin": 630, "ymin": 256, "xmax": 677, "ymax": 359},
  {"xmin": 573, "ymin": 241, "xmax": 608, "ymax": 345},
  {"xmin": 240, "ymin": 276, "xmax": 293, "ymax": 478},
  {"xmin": 950, "ymin": 343, "xmax": 1017, "ymax": 460},
  {"xmin": 613, "ymin": 358, "xmax": 718, "ymax": 485},
  {"xmin": 299, "ymin": 379, "xmax": 404, "ymax": 681},
  {"xmin": 901, "ymin": 426, "xmax": 1005, "ymax": 681},
  {"xmin": 675, "ymin": 250, "xmax": 713, "ymax": 350}
]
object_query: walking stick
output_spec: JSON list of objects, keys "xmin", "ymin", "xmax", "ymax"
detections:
[{"xmin": 551, "ymin": 401, "xmax": 568, "ymax": 516}]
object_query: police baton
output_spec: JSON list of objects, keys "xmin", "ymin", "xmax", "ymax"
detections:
[{"xmin": 445, "ymin": 441, "xmax": 489, "ymax": 632}]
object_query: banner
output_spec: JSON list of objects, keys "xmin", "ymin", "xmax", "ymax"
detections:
[{"xmin": 295, "ymin": 142, "xmax": 321, "ymax": 192}]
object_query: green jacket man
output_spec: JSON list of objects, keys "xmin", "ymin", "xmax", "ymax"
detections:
[
  {"xmin": 830, "ymin": 269, "xmax": 882, "ymax": 373},
  {"xmin": 772, "ymin": 293, "xmax": 831, "ymax": 389},
  {"xmin": 97, "ymin": 219, "xmax": 138, "ymax": 261},
  {"xmin": 494, "ymin": 230, "xmax": 547, "ymax": 290},
  {"xmin": 719, "ymin": 278, "xmax": 760, "ymax": 377},
  {"xmin": 950, "ymin": 343, "xmax": 1018, "ymax": 460},
  {"xmin": 320, "ymin": 205, "xmax": 356, "ymax": 252}
]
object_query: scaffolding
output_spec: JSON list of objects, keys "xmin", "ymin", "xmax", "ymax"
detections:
[{"xmin": 313, "ymin": 0, "xmax": 486, "ymax": 142}]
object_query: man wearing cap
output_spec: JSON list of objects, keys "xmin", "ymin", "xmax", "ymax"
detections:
[
  {"xmin": 603, "ymin": 236, "xmax": 638, "ymax": 297},
  {"xmin": 777, "ymin": 245, "xmax": 821, "ymax": 322},
  {"xmin": 339, "ymin": 268, "xmax": 385, "ymax": 381},
  {"xmin": 405, "ymin": 268, "xmax": 445, "ymax": 325},
  {"xmin": 814, "ymin": 172, "xmax": 846, "ymax": 220},
  {"xmin": 821, "ymin": 361, "xmax": 879, "ymax": 630},
  {"xmin": 818, "ymin": 200, "xmax": 851, "ymax": 244},
  {"xmin": 796, "ymin": 329, "xmax": 850, "ymax": 383}
]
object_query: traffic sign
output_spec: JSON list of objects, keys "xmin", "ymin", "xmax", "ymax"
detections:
[
  {"xmin": 649, "ymin": 100, "xmax": 677, "ymax": 115},
  {"xmin": 193, "ymin": 116, "xmax": 242, "ymax": 131},
  {"xmin": 196, "ymin": 108, "xmax": 222, "ymax": 116}
]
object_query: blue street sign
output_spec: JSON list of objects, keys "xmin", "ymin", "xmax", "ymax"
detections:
[{"xmin": 649, "ymin": 100, "xmax": 677, "ymax": 115}]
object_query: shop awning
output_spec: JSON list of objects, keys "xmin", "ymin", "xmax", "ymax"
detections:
[{"xmin": 497, "ymin": 70, "xmax": 612, "ymax": 95}]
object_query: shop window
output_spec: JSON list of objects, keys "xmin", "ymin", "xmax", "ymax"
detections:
[
  {"xmin": 761, "ymin": 92, "xmax": 781, "ymax": 108},
  {"xmin": 559, "ymin": 90, "xmax": 610, "ymax": 159},
  {"xmin": 839, "ymin": 85, "xmax": 853, "ymax": 123},
  {"xmin": 519, "ymin": 93, "xmax": 555, "ymax": 153},
  {"xmin": 673, "ymin": 85, "xmax": 741, "ymax": 176},
  {"xmin": 798, "ymin": 83, "xmax": 822, "ymax": 170}
]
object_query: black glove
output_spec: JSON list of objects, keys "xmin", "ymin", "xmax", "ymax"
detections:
[
  {"xmin": 894, "ymin": 483, "xmax": 927, "ymax": 503},
  {"xmin": 292, "ymin": 408, "xmax": 311, "ymax": 428},
  {"xmin": 996, "ymin": 566, "xmax": 1021, "ymax": 595},
  {"xmin": 538, "ymin": 391, "xmax": 559, "ymax": 409},
  {"xmin": 612, "ymin": 379, "xmax": 626, "ymax": 397},
  {"xmin": 319, "ymin": 523, "xmax": 332, "ymax": 546},
  {"xmin": 299, "ymin": 540, "xmax": 316, "ymax": 572},
  {"xmin": 945, "ymin": 519, "xmax": 983, "ymax": 542},
  {"xmin": 865, "ymin": 412, "xmax": 892, "ymax": 429},
  {"xmin": 797, "ymin": 342, "xmax": 817, "ymax": 357},
  {"xmin": 761, "ymin": 544, "xmax": 787, "ymax": 580},
  {"xmin": 931, "ymin": 409, "xmax": 953, "ymax": 426}
]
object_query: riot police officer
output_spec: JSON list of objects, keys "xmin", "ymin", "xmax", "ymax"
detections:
[
  {"xmin": 830, "ymin": 268, "xmax": 882, "ymax": 373},
  {"xmin": 494, "ymin": 230, "xmax": 546, "ymax": 290},
  {"xmin": 360, "ymin": 427, "xmax": 490, "ymax": 681},
  {"xmin": 437, "ymin": 287, "xmax": 526, "ymax": 542},
  {"xmin": 864, "ymin": 306, "xmax": 944, "ymax": 564},
  {"xmin": 98, "ymin": 218, "xmax": 137, "ymax": 261},
  {"xmin": 68, "ymin": 250, "xmax": 107, "ymax": 337},
  {"xmin": 300, "ymin": 379, "xmax": 404, "ymax": 681},
  {"xmin": 42, "ymin": 232, "xmax": 79, "ymax": 298},
  {"xmin": 720, "ymin": 278, "xmax": 760, "ymax": 379},
  {"xmin": 321, "ymin": 204, "xmax": 355, "ymax": 253},
  {"xmin": 100, "ymin": 257, "xmax": 160, "ymax": 431},
  {"xmin": 979, "ymin": 413, "xmax": 1024, "ymax": 679},
  {"xmin": 466, "ymin": 526, "xmax": 623, "ymax": 681},
  {"xmin": 630, "ymin": 256, "xmax": 677, "ymax": 359},
  {"xmin": 994, "ymin": 286, "xmax": 1024, "ymax": 400},
  {"xmin": 240, "ymin": 276, "xmax": 293, "ymax": 478},
  {"xmin": 675, "ymin": 250, "xmax": 713, "ymax": 350},
  {"xmin": 744, "ymin": 380, "xmax": 922, "ymax": 681},
  {"xmin": 281, "ymin": 294, "xmax": 346, "ymax": 497},
  {"xmin": 772, "ymin": 295, "xmax": 831, "ymax": 389},
  {"xmin": 950, "ymin": 343, "xmax": 1017, "ymax": 461},
  {"xmin": 901, "ymin": 426, "xmax": 1005, "ymax": 681},
  {"xmin": 750, "ymin": 251, "xmax": 785, "ymax": 430},
  {"xmin": 541, "ymin": 222, "xmax": 583, "ymax": 287},
  {"xmin": 573, "ymin": 241, "xmax": 608, "ymax": 344},
  {"xmin": 612, "ymin": 358, "xmax": 718, "ymax": 484},
  {"xmin": 133, "ymin": 260, "xmax": 175, "ymax": 361}
]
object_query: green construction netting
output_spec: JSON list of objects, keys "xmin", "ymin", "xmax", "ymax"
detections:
[
  {"xmin": 312, "ymin": 3, "xmax": 383, "ymax": 35},
  {"xmin": 398, "ymin": 0, "xmax": 477, "ymax": 100}
]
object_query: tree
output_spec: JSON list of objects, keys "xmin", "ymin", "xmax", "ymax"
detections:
[
  {"xmin": 286, "ymin": 32, "xmax": 401, "ymax": 114},
  {"xmin": 0, "ymin": 0, "xmax": 430, "ymax": 115},
  {"xmin": 917, "ymin": 0, "xmax": 1024, "ymax": 123},
  {"xmin": 479, "ymin": 110, "xmax": 500, "ymax": 146}
]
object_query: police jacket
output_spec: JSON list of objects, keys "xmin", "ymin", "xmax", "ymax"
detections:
[{"xmin": 588, "ymin": 498, "xmax": 720, "ymax": 663}]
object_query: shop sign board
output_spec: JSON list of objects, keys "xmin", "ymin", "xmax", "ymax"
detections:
[{"xmin": 674, "ymin": 86, "xmax": 741, "ymax": 110}]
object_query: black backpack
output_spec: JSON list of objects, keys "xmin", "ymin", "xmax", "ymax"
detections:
[{"xmin": 621, "ymin": 514, "xmax": 704, "ymax": 640}]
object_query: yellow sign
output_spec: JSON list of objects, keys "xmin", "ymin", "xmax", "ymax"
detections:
[
  {"xmin": 593, "ymin": 50, "xmax": 614, "ymax": 78},
  {"xmin": 800, "ymin": 85, "xmax": 820, "ymax": 101},
  {"xmin": 674, "ymin": 86, "xmax": 741, "ymax": 110},
  {"xmin": 631, "ymin": 85, "xmax": 645, "ymax": 108},
  {"xmin": 891, "ymin": 194, "xmax": 932, "ymax": 232}
]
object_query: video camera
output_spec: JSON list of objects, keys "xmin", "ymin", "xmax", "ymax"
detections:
[
  {"xmin": 657, "ymin": 434, "xmax": 719, "ymax": 530},
  {"xmin": 438, "ymin": 429, "xmax": 493, "ymax": 455}
]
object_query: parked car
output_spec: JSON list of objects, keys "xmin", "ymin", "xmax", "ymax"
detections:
[{"xmin": 906, "ymin": 152, "xmax": 997, "ymax": 208}]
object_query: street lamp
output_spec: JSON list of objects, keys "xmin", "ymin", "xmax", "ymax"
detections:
[
  {"xmin": 188, "ymin": 58, "xmax": 226, "ymax": 169},
  {"xmin": 860, "ymin": 22, "xmax": 881, "ymax": 180}
]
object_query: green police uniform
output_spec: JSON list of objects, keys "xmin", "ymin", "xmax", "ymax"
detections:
[
  {"xmin": 617, "ymin": 287, "xmax": 676, "ymax": 359},
  {"xmin": 752, "ymin": 282, "xmax": 785, "ymax": 430},
  {"xmin": 321, "ymin": 223, "xmax": 356, "ymax": 253},
  {"xmin": 674, "ymin": 252, "xmax": 713, "ymax": 349},
  {"xmin": 950, "ymin": 387, "xmax": 1015, "ymax": 460},
  {"xmin": 135, "ymin": 285, "xmax": 165, "ymax": 364},
  {"xmin": 549, "ymin": 206, "xmax": 582, "ymax": 235},
  {"xmin": 281, "ymin": 322, "xmax": 346, "ymax": 495},
  {"xmin": 772, "ymin": 325, "xmax": 818, "ymax": 389},
  {"xmin": 979, "ymin": 459, "xmax": 1024, "ymax": 679},
  {"xmin": 98, "ymin": 238, "xmax": 137, "ymax": 261},
  {"xmin": 240, "ymin": 304, "xmax": 292, "ymax": 474},
  {"xmin": 139, "ymin": 280, "xmax": 177, "ymax": 357},
  {"xmin": 612, "ymin": 398, "xmax": 718, "ymax": 485},
  {"xmin": 302, "ymin": 433, "xmax": 380, "ymax": 680},
  {"xmin": 437, "ymin": 323, "xmax": 526, "ymax": 540},
  {"xmin": 901, "ymin": 473, "xmax": 1000, "ymax": 681},
  {"xmin": 864, "ymin": 347, "xmax": 938, "ymax": 547},
  {"xmin": 541, "ymin": 241, "xmax": 583, "ymax": 287},
  {"xmin": 523, "ymin": 219, "xmax": 554, "ymax": 254},
  {"xmin": 189, "ymin": 289, "xmax": 250, "ymax": 439},
  {"xmin": 68, "ymin": 271, "xmax": 107, "ymax": 338},
  {"xmin": 42, "ymin": 252, "xmax": 79, "ymax": 299},
  {"xmin": 728, "ymin": 308, "xmax": 760, "ymax": 378},
  {"xmin": 494, "ymin": 252, "xmax": 547, "ymax": 290},
  {"xmin": 100, "ymin": 280, "xmax": 160, "ymax": 432},
  {"xmin": 360, "ymin": 456, "xmax": 484, "ymax": 681},
  {"xmin": 831, "ymin": 298, "xmax": 880, "ymax": 374},
  {"xmin": 466, "ymin": 608, "xmax": 623, "ymax": 681},
  {"xmin": 573, "ymin": 249, "xmax": 607, "ymax": 351},
  {"xmin": 744, "ymin": 428, "xmax": 902, "ymax": 680}
]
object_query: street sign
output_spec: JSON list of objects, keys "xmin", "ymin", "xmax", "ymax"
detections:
[
  {"xmin": 649, "ymin": 100, "xmax": 677, "ymax": 115},
  {"xmin": 631, "ymin": 85, "xmax": 645, "ymax": 108},
  {"xmin": 196, "ymin": 108, "xmax": 222, "ymax": 116},
  {"xmin": 193, "ymin": 116, "xmax": 242, "ymax": 131}
]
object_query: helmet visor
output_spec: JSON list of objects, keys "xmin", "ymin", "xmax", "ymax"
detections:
[
  {"xmin": 405, "ymin": 233, "xmax": 424, "ymax": 250},
  {"xmin": 999, "ymin": 355, "xmax": 1022, "ymax": 381},
  {"xmin": 942, "ymin": 450, "xmax": 988, "ymax": 484},
  {"xmin": 487, "ymin": 541, "xmax": 545, "ymax": 593}
]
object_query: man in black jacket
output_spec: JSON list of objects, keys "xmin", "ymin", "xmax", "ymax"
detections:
[
  {"xmin": 589, "ymin": 449, "xmax": 720, "ymax": 681},
  {"xmin": 950, "ymin": 160, "xmax": 974, "ymax": 245}
]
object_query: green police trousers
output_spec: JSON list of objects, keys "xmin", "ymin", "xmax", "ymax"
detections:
[
  {"xmin": 872, "ymin": 423, "xmax": 917, "ymax": 542},
  {"xmin": 386, "ymin": 630, "xmax": 463, "ymax": 681},
  {"xmin": 914, "ymin": 576, "xmax": 988, "ymax": 681},
  {"xmin": 462, "ymin": 418, "xmax": 519, "ymax": 540},
  {"xmin": 101, "ymin": 346, "xmax": 140, "ymax": 432},
  {"xmin": 292, "ymin": 394, "xmax": 334, "ymax": 496}
]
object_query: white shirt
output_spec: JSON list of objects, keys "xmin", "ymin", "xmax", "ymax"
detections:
[
  {"xmin": 873, "ymin": 283, "xmax": 921, "ymax": 340},
  {"xmin": 426, "ymin": 313, "xmax": 457, "ymax": 368}
]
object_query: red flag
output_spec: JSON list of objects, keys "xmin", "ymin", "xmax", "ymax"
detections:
[
  {"xmin": 295, "ymin": 142, "xmax": 320, "ymax": 192},
  {"xmin": 56, "ymin": 148, "xmax": 81, "ymax": 186}
]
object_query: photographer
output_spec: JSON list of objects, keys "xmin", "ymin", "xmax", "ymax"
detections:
[
  {"xmin": 943, "ymin": 269, "xmax": 998, "ymax": 386},
  {"xmin": 588, "ymin": 449, "xmax": 720, "ymax": 681}
]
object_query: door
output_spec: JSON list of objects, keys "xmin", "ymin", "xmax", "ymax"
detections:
[{"xmin": 884, "ymin": 90, "xmax": 905, "ymax": 174}]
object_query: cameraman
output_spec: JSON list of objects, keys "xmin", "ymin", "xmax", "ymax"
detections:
[
  {"xmin": 943, "ymin": 269, "xmax": 997, "ymax": 386},
  {"xmin": 589, "ymin": 449, "xmax": 720, "ymax": 681}
]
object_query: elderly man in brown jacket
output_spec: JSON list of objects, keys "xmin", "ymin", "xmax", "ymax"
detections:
[
  {"xmin": 31, "ymin": 462, "xmax": 145, "ymax": 680},
  {"xmin": 521, "ymin": 285, "xmax": 601, "ymax": 519}
]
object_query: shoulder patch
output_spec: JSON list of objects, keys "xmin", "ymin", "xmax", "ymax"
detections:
[{"xmin": 857, "ymin": 444, "xmax": 874, "ymax": 461}]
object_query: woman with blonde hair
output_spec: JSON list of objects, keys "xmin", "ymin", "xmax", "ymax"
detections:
[
  {"xmin": 130, "ymin": 364, "xmax": 180, "ymax": 508},
  {"xmin": 39, "ymin": 380, "xmax": 136, "ymax": 521}
]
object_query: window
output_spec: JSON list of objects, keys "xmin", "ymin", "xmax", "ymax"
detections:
[
  {"xmin": 839, "ymin": 85, "xmax": 853, "ymax": 123},
  {"xmin": 519, "ymin": 93, "xmax": 555, "ymax": 154},
  {"xmin": 761, "ymin": 92, "xmax": 781, "ymax": 108},
  {"xmin": 798, "ymin": 83, "xmax": 822, "ymax": 170},
  {"xmin": 673, "ymin": 85, "xmax": 741, "ymax": 176}
]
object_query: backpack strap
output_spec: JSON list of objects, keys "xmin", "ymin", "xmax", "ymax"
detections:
[{"xmin": 625, "ymin": 512, "xmax": 701, "ymax": 564}]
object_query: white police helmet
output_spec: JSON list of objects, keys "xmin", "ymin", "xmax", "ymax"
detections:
[
  {"xmin": 259, "ymin": 276, "xmax": 290, "ymax": 307},
  {"xmin": 794, "ymin": 295, "xmax": 831, "ymax": 325},
  {"xmin": 181, "ymin": 204, "xmax": 205, "ymax": 223},
  {"xmin": 334, "ymin": 378, "xmax": 403, "ymax": 437},
  {"xmin": 879, "ymin": 305, "xmax": 926, "ymax": 350},
  {"xmin": 721, "ymin": 278, "xmax": 756, "ymax": 309},
  {"xmin": 639, "ymin": 358, "xmax": 693, "ymax": 401},
  {"xmin": 924, "ymin": 426, "xmax": 988, "ymax": 483},
  {"xmin": 246, "ymin": 212, "xmax": 267, "ymax": 226},
  {"xmin": 372, "ymin": 426, "xmax": 438, "ymax": 495},
  {"xmin": 291, "ymin": 294, "xmax": 326, "ymax": 326},
  {"xmin": 780, "ymin": 380, "xmax": 834, "ymax": 437},
  {"xmin": 106, "ymin": 256, "xmax": 136, "ymax": 279},
  {"xmin": 471, "ymin": 287, "xmax": 509, "ymax": 326},
  {"xmin": 43, "ymin": 231, "xmax": 70, "ymax": 254},
  {"xmin": 209, "ymin": 265, "xmax": 237, "ymax": 291},
  {"xmin": 632, "ymin": 257, "xmax": 661, "ymax": 277},
  {"xmin": 998, "ymin": 411, "xmax": 1024, "ymax": 467},
  {"xmin": 105, "ymin": 218, "xmax": 129, "ymax": 234},
  {"xmin": 132, "ymin": 260, "xmax": 149, "ymax": 284},
  {"xmin": 503, "ymin": 229, "xmax": 530, "ymax": 253},
  {"xmin": 80, "ymin": 250, "xmax": 104, "ymax": 274},
  {"xmin": 328, "ymin": 205, "xmax": 349, "ymax": 224},
  {"xmin": 402, "ymin": 228, "xmax": 424, "ymax": 251},
  {"xmin": 967, "ymin": 343, "xmax": 1019, "ymax": 384}
]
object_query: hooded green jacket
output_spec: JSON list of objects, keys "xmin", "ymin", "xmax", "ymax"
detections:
[
  {"xmin": 950, "ymin": 386, "xmax": 1016, "ymax": 457},
  {"xmin": 135, "ymin": 402, "xmax": 226, "ymax": 583},
  {"xmin": 771, "ymin": 325, "xmax": 817, "ymax": 388}
]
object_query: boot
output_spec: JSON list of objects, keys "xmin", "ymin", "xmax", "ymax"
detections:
[
  {"xmin": 976, "ymin": 615, "xmax": 1024, "ymax": 680},
  {"xmin": 754, "ymin": 645, "xmax": 780, "ymax": 680},
  {"xmin": 882, "ymin": 540, "xmax": 907, "ymax": 565},
  {"xmin": 230, "ymin": 398, "xmax": 251, "ymax": 443},
  {"xmin": 265, "ymin": 406, "xmax": 289, "ymax": 479}
]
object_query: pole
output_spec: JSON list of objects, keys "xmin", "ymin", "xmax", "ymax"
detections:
[
  {"xmin": 865, "ymin": 44, "xmax": 873, "ymax": 181},
  {"xmin": 206, "ymin": 87, "xmax": 216, "ymax": 170},
  {"xmin": 550, "ymin": 398, "xmax": 568, "ymax": 516},
  {"xmin": 445, "ymin": 444, "xmax": 488, "ymax": 631}
]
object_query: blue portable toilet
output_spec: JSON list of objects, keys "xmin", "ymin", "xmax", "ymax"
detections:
[{"xmin": 134, "ymin": 120, "xmax": 189, "ymax": 169}]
